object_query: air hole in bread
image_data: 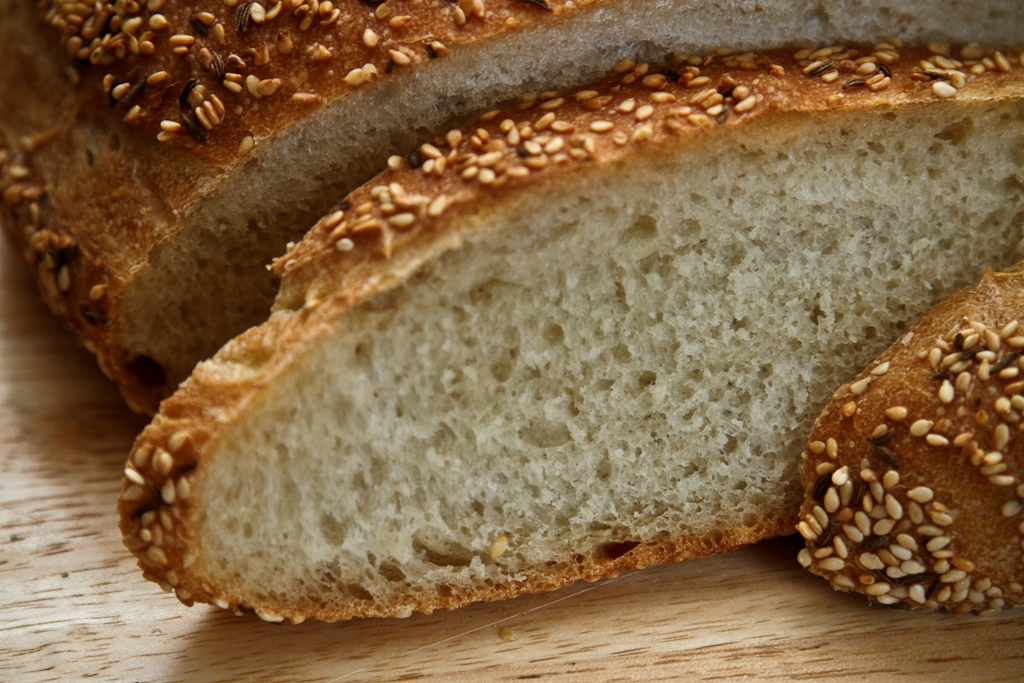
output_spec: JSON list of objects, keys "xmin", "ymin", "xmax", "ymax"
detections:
[
  {"xmin": 124, "ymin": 354, "xmax": 166, "ymax": 388},
  {"xmin": 593, "ymin": 540, "xmax": 639, "ymax": 561}
]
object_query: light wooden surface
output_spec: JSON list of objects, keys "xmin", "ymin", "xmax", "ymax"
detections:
[{"xmin": 2, "ymin": 244, "xmax": 1022, "ymax": 683}]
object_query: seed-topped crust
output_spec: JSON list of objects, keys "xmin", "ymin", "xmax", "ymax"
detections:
[
  {"xmin": 117, "ymin": 42, "xmax": 1024, "ymax": 622},
  {"xmin": 270, "ymin": 41, "xmax": 1024, "ymax": 311},
  {"xmin": 798, "ymin": 265, "xmax": 1024, "ymax": 614}
]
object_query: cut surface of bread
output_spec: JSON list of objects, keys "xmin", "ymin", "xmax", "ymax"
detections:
[
  {"xmin": 3, "ymin": 1, "xmax": 1024, "ymax": 412},
  {"xmin": 797, "ymin": 264, "xmax": 1024, "ymax": 614},
  {"xmin": 118, "ymin": 44, "xmax": 1024, "ymax": 622}
]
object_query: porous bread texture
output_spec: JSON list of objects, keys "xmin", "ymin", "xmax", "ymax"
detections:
[
  {"xmin": 112, "ymin": 0, "xmax": 1024, "ymax": 399},
  {"xmin": 190, "ymin": 100, "xmax": 1024, "ymax": 617}
]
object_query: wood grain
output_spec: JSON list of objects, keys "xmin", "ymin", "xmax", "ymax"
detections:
[{"xmin": 1, "ymin": 244, "xmax": 1022, "ymax": 683}]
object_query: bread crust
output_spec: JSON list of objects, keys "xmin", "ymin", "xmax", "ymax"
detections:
[
  {"xmin": 117, "ymin": 42, "xmax": 1024, "ymax": 621},
  {"xmin": 797, "ymin": 265, "xmax": 1024, "ymax": 614}
]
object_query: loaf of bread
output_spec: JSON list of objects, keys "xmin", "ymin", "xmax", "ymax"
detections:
[
  {"xmin": 116, "ymin": 42, "xmax": 1024, "ymax": 622},
  {"xmin": 3, "ymin": 1, "xmax": 1024, "ymax": 413},
  {"xmin": 797, "ymin": 264, "xmax": 1024, "ymax": 614}
]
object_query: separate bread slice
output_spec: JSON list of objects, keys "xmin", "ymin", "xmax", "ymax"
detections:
[
  {"xmin": 3, "ymin": 1, "xmax": 1024, "ymax": 412},
  {"xmin": 796, "ymin": 264, "xmax": 1024, "ymax": 614},
  {"xmin": 118, "ymin": 43, "xmax": 1024, "ymax": 623}
]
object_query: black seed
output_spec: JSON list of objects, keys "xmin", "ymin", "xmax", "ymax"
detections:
[
  {"xmin": 190, "ymin": 16, "xmax": 209, "ymax": 33},
  {"xmin": 879, "ymin": 63, "xmax": 892, "ymax": 79},
  {"xmin": 408, "ymin": 149, "xmax": 423, "ymax": 168},
  {"xmin": 179, "ymin": 79, "xmax": 197, "ymax": 109},
  {"xmin": 517, "ymin": 144, "xmax": 529, "ymax": 158},
  {"xmin": 336, "ymin": 199, "xmax": 353, "ymax": 211},
  {"xmin": 176, "ymin": 460, "xmax": 199, "ymax": 476},
  {"xmin": 873, "ymin": 444, "xmax": 899, "ymax": 469},
  {"xmin": 662, "ymin": 69, "xmax": 681, "ymax": 80},
  {"xmin": 960, "ymin": 344, "xmax": 985, "ymax": 361},
  {"xmin": 180, "ymin": 112, "xmax": 207, "ymax": 142},
  {"xmin": 815, "ymin": 522, "xmax": 837, "ymax": 548},
  {"xmin": 933, "ymin": 371, "xmax": 951, "ymax": 381},
  {"xmin": 862, "ymin": 534, "xmax": 889, "ymax": 552},
  {"xmin": 807, "ymin": 60, "xmax": 837, "ymax": 77},
  {"xmin": 211, "ymin": 52, "xmax": 226, "ymax": 80},
  {"xmin": 926, "ymin": 578, "xmax": 944, "ymax": 601},
  {"xmin": 235, "ymin": 1, "xmax": 252, "ymax": 33},
  {"xmin": 812, "ymin": 476, "xmax": 831, "ymax": 502},
  {"xmin": 718, "ymin": 85, "xmax": 736, "ymax": 98},
  {"xmin": 426, "ymin": 44, "xmax": 438, "ymax": 59},
  {"xmin": 868, "ymin": 428, "xmax": 896, "ymax": 445},
  {"xmin": 954, "ymin": 333, "xmax": 965, "ymax": 349},
  {"xmin": 79, "ymin": 304, "xmax": 108, "ymax": 325},
  {"xmin": 131, "ymin": 500, "xmax": 157, "ymax": 519},
  {"xmin": 385, "ymin": 57, "xmax": 396, "ymax": 75},
  {"xmin": 842, "ymin": 78, "xmax": 866, "ymax": 89},
  {"xmin": 853, "ymin": 479, "xmax": 868, "ymax": 508},
  {"xmin": 913, "ymin": 71, "xmax": 949, "ymax": 81},
  {"xmin": 882, "ymin": 600, "xmax": 912, "ymax": 610},
  {"xmin": 994, "ymin": 351, "xmax": 1021, "ymax": 373},
  {"xmin": 122, "ymin": 78, "xmax": 147, "ymax": 105}
]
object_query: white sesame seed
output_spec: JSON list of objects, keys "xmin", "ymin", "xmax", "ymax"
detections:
[
  {"xmin": 859, "ymin": 553, "xmax": 885, "ymax": 570},
  {"xmin": 826, "ymin": 438, "xmax": 838, "ymax": 459},
  {"xmin": 154, "ymin": 449, "xmax": 174, "ymax": 476},
  {"xmin": 855, "ymin": 511, "xmax": 871, "ymax": 536},
  {"xmin": 734, "ymin": 95, "xmax": 756, "ymax": 113},
  {"xmin": 926, "ymin": 434, "xmax": 950, "ymax": 447},
  {"xmin": 1001, "ymin": 500, "xmax": 1023, "ymax": 517},
  {"xmin": 796, "ymin": 521, "xmax": 818, "ymax": 540},
  {"xmin": 169, "ymin": 34, "xmax": 195, "ymax": 47},
  {"xmin": 873, "ymin": 518, "xmax": 896, "ymax": 536},
  {"xmin": 831, "ymin": 466, "xmax": 849, "ymax": 487},
  {"xmin": 842, "ymin": 524, "xmax": 863, "ymax": 543},
  {"xmin": 884, "ymin": 493, "xmax": 901, "ymax": 520},
  {"xmin": 819, "ymin": 557, "xmax": 845, "ymax": 572},
  {"xmin": 882, "ymin": 470, "xmax": 900, "ymax": 490},
  {"xmin": 124, "ymin": 467, "xmax": 145, "ymax": 486},
  {"xmin": 907, "ymin": 487, "xmax": 934, "ymax": 504},
  {"xmin": 940, "ymin": 569, "xmax": 967, "ymax": 583},
  {"xmin": 884, "ymin": 406, "xmax": 908, "ymax": 421},
  {"xmin": 812, "ymin": 506, "xmax": 829, "ymax": 530},
  {"xmin": 388, "ymin": 213, "xmax": 416, "ymax": 229},
  {"xmin": 590, "ymin": 121, "xmax": 614, "ymax": 133},
  {"xmin": 995, "ymin": 423, "xmax": 1011, "ymax": 450},
  {"xmin": 809, "ymin": 440, "xmax": 826, "ymax": 454},
  {"xmin": 890, "ymin": 544, "xmax": 912, "ymax": 561},
  {"xmin": 910, "ymin": 419, "xmax": 934, "ymax": 437},
  {"xmin": 865, "ymin": 582, "xmax": 891, "ymax": 596},
  {"xmin": 994, "ymin": 51, "xmax": 1012, "ymax": 73},
  {"xmin": 938, "ymin": 380, "xmax": 955, "ymax": 404},
  {"xmin": 148, "ymin": 14, "xmax": 169, "ymax": 30},
  {"xmin": 161, "ymin": 481, "xmax": 176, "ymax": 505},
  {"xmin": 824, "ymin": 487, "xmax": 840, "ymax": 513},
  {"xmin": 990, "ymin": 475, "xmax": 1017, "ymax": 486},
  {"xmin": 489, "ymin": 535, "xmax": 508, "ymax": 559},
  {"xmin": 931, "ymin": 81, "xmax": 957, "ymax": 99},
  {"xmin": 902, "ymin": 560, "xmax": 927, "ymax": 575},
  {"xmin": 146, "ymin": 546, "xmax": 169, "ymax": 565},
  {"xmin": 797, "ymin": 548, "xmax": 812, "ymax": 567},
  {"xmin": 815, "ymin": 463, "xmax": 836, "ymax": 479},
  {"xmin": 918, "ymin": 525, "xmax": 943, "ymax": 537},
  {"xmin": 929, "ymin": 511, "xmax": 954, "ymax": 526}
]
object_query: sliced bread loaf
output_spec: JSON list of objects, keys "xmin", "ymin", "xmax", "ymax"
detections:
[
  {"xmin": 118, "ymin": 43, "xmax": 1024, "ymax": 622},
  {"xmin": 3, "ymin": 0, "xmax": 1024, "ymax": 412}
]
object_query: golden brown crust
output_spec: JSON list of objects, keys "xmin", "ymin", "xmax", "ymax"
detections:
[
  {"xmin": 117, "ymin": 42, "xmax": 1024, "ymax": 621},
  {"xmin": 797, "ymin": 266, "xmax": 1024, "ymax": 614}
]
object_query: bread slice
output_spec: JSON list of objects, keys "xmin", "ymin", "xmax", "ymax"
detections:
[
  {"xmin": 117, "ymin": 43, "xmax": 1024, "ymax": 622},
  {"xmin": 796, "ymin": 264, "xmax": 1024, "ymax": 614},
  {"xmin": 3, "ymin": 2, "xmax": 1024, "ymax": 413}
]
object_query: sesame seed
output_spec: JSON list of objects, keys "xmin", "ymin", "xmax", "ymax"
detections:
[
  {"xmin": 865, "ymin": 582, "xmax": 891, "ymax": 596},
  {"xmin": 882, "ymin": 470, "xmax": 899, "ymax": 490},
  {"xmin": 819, "ymin": 557, "xmax": 845, "ymax": 572},
  {"xmin": 929, "ymin": 510, "xmax": 955, "ymax": 526},
  {"xmin": 733, "ymin": 95, "xmax": 756, "ymax": 113},
  {"xmin": 932, "ymin": 81, "xmax": 957, "ymax": 98},
  {"xmin": 335, "ymin": 238, "xmax": 354, "ymax": 252},
  {"xmin": 885, "ymin": 494, "xmax": 903, "ymax": 520},
  {"xmin": 926, "ymin": 434, "xmax": 949, "ymax": 447},
  {"xmin": 56, "ymin": 266, "xmax": 70, "ymax": 292},
  {"xmin": 884, "ymin": 406, "xmax": 908, "ymax": 421},
  {"xmin": 589, "ymin": 121, "xmax": 614, "ymax": 133},
  {"xmin": 1002, "ymin": 500, "xmax": 1024, "ymax": 517},
  {"xmin": 826, "ymin": 438, "xmax": 838, "ymax": 459},
  {"xmin": 539, "ymin": 97, "xmax": 565, "ymax": 110},
  {"xmin": 990, "ymin": 475, "xmax": 1016, "ymax": 486},
  {"xmin": 831, "ymin": 466, "xmax": 849, "ymax": 487},
  {"xmin": 149, "ymin": 14, "xmax": 169, "ymax": 30},
  {"xmin": 488, "ymin": 535, "xmax": 508, "ymax": 558},
  {"xmin": 849, "ymin": 377, "xmax": 871, "ymax": 394},
  {"xmin": 809, "ymin": 440, "xmax": 826, "ymax": 454},
  {"xmin": 994, "ymin": 51, "xmax": 1012, "ymax": 73},
  {"xmin": 169, "ymin": 34, "xmax": 195, "ymax": 47},
  {"xmin": 938, "ymin": 379, "xmax": 954, "ymax": 404},
  {"xmin": 910, "ymin": 419, "xmax": 934, "ymax": 437},
  {"xmin": 291, "ymin": 92, "xmax": 320, "ymax": 104},
  {"xmin": 124, "ymin": 467, "xmax": 145, "ymax": 486},
  {"xmin": 797, "ymin": 548, "xmax": 812, "ymax": 567},
  {"xmin": 873, "ymin": 518, "xmax": 896, "ymax": 536},
  {"xmin": 824, "ymin": 486, "xmax": 840, "ymax": 513},
  {"xmin": 238, "ymin": 136, "xmax": 254, "ymax": 155},
  {"xmin": 388, "ymin": 49, "xmax": 411, "ymax": 66},
  {"xmin": 147, "ymin": 546, "xmax": 169, "ymax": 565},
  {"xmin": 859, "ymin": 553, "xmax": 885, "ymax": 570},
  {"xmin": 996, "ymin": 423, "xmax": 1010, "ymax": 450}
]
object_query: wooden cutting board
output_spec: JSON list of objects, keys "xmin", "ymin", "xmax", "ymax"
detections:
[{"xmin": 1, "ymin": 245, "xmax": 1022, "ymax": 683}]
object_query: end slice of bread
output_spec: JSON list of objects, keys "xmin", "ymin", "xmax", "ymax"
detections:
[{"xmin": 119, "ymin": 44, "xmax": 1024, "ymax": 622}]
